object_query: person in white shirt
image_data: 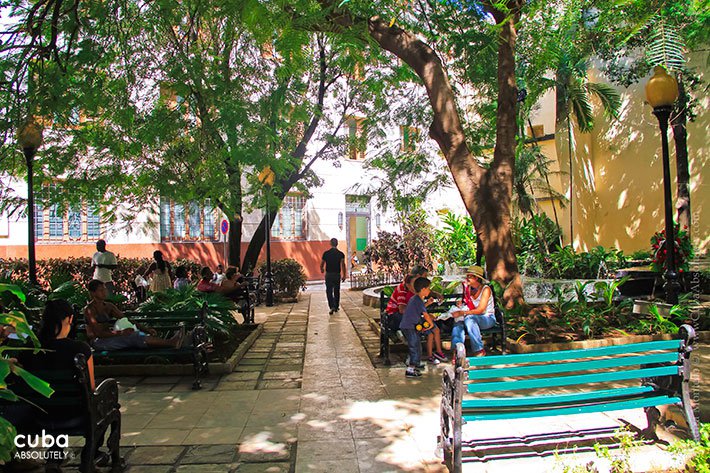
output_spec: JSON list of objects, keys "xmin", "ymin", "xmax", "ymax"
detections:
[
  {"xmin": 91, "ymin": 240, "xmax": 118, "ymax": 295},
  {"xmin": 212, "ymin": 264, "xmax": 226, "ymax": 285}
]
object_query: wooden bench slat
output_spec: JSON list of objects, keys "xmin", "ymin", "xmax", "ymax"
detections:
[
  {"xmin": 462, "ymin": 394, "xmax": 681, "ymax": 421},
  {"xmin": 467, "ymin": 339, "xmax": 681, "ymax": 367},
  {"xmin": 462, "ymin": 386, "xmax": 656, "ymax": 409},
  {"xmin": 467, "ymin": 365, "xmax": 679, "ymax": 393},
  {"xmin": 468, "ymin": 352, "xmax": 679, "ymax": 380}
]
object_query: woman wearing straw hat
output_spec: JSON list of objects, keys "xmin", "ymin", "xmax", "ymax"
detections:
[{"xmin": 451, "ymin": 265, "xmax": 496, "ymax": 357}]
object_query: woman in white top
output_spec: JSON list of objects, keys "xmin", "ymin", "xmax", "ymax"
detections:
[{"xmin": 452, "ymin": 265, "xmax": 497, "ymax": 357}]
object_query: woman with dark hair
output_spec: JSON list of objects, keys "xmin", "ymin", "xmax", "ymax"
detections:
[
  {"xmin": 144, "ymin": 250, "xmax": 173, "ymax": 293},
  {"xmin": 23, "ymin": 299, "xmax": 95, "ymax": 389}
]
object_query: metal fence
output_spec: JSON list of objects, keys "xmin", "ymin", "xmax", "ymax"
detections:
[{"xmin": 349, "ymin": 271, "xmax": 403, "ymax": 290}]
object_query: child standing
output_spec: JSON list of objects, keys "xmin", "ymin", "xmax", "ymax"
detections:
[{"xmin": 400, "ymin": 277, "xmax": 448, "ymax": 378}]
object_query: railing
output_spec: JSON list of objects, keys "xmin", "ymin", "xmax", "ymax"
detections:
[{"xmin": 349, "ymin": 271, "xmax": 403, "ymax": 290}]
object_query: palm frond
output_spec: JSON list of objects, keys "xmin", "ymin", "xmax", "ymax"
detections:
[
  {"xmin": 567, "ymin": 80, "xmax": 594, "ymax": 133},
  {"xmin": 646, "ymin": 20, "xmax": 686, "ymax": 72},
  {"xmin": 586, "ymin": 82, "xmax": 622, "ymax": 120}
]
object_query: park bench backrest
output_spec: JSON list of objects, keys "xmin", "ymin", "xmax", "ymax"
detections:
[
  {"xmin": 12, "ymin": 353, "xmax": 91, "ymax": 412},
  {"xmin": 464, "ymin": 339, "xmax": 683, "ymax": 394}
]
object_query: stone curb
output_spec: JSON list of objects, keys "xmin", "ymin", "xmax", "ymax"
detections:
[
  {"xmin": 508, "ymin": 330, "xmax": 710, "ymax": 353},
  {"xmin": 218, "ymin": 323, "xmax": 264, "ymax": 372},
  {"xmin": 94, "ymin": 324, "xmax": 264, "ymax": 377}
]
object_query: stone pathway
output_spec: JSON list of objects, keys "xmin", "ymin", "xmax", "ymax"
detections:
[{"xmin": 14, "ymin": 285, "xmax": 707, "ymax": 473}]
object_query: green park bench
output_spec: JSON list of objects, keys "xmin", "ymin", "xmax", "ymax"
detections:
[
  {"xmin": 77, "ymin": 302, "xmax": 210, "ymax": 390},
  {"xmin": 438, "ymin": 324, "xmax": 700, "ymax": 473},
  {"xmin": 3, "ymin": 353, "xmax": 123, "ymax": 472},
  {"xmin": 378, "ymin": 291, "xmax": 506, "ymax": 365}
]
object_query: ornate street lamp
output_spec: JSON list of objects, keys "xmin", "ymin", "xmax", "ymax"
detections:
[
  {"xmin": 17, "ymin": 120, "xmax": 43, "ymax": 286},
  {"xmin": 258, "ymin": 166, "xmax": 276, "ymax": 307},
  {"xmin": 645, "ymin": 66, "xmax": 680, "ymax": 304}
]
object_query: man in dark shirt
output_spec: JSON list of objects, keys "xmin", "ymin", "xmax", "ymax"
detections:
[{"xmin": 320, "ymin": 238, "xmax": 346, "ymax": 315}]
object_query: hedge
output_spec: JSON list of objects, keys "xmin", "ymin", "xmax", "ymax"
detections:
[{"xmin": 0, "ymin": 257, "xmax": 205, "ymax": 305}]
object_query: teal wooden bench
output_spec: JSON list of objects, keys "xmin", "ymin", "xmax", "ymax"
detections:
[
  {"xmin": 438, "ymin": 324, "xmax": 699, "ymax": 473},
  {"xmin": 78, "ymin": 303, "xmax": 210, "ymax": 390}
]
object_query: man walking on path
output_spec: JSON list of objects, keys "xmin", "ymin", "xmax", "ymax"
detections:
[
  {"xmin": 320, "ymin": 238, "xmax": 346, "ymax": 315},
  {"xmin": 92, "ymin": 239, "xmax": 118, "ymax": 296}
]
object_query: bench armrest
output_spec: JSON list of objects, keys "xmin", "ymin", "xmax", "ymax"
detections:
[{"xmin": 91, "ymin": 378, "xmax": 120, "ymax": 420}]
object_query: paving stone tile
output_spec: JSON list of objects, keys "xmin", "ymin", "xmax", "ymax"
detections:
[
  {"xmin": 122, "ymin": 429, "xmax": 191, "ymax": 446},
  {"xmin": 233, "ymin": 462, "xmax": 290, "ymax": 473},
  {"xmin": 265, "ymin": 363, "xmax": 302, "ymax": 372},
  {"xmin": 146, "ymin": 414, "xmax": 203, "ymax": 429},
  {"xmin": 237, "ymin": 437, "xmax": 291, "ymax": 462},
  {"xmin": 140, "ymin": 376, "xmax": 182, "ymax": 384},
  {"xmin": 261, "ymin": 370, "xmax": 302, "ymax": 380},
  {"xmin": 175, "ymin": 464, "xmax": 239, "ymax": 473},
  {"xmin": 180, "ymin": 444, "xmax": 237, "ymax": 464},
  {"xmin": 239, "ymin": 359, "xmax": 267, "ymax": 366},
  {"xmin": 127, "ymin": 446, "xmax": 185, "ymax": 465},
  {"xmin": 124, "ymin": 466, "xmax": 174, "ymax": 473},
  {"xmin": 295, "ymin": 459, "xmax": 360, "ymax": 473},
  {"xmin": 223, "ymin": 371, "xmax": 260, "ymax": 381},
  {"xmin": 215, "ymin": 380, "xmax": 258, "ymax": 391},
  {"xmin": 256, "ymin": 380, "xmax": 301, "ymax": 390},
  {"xmin": 183, "ymin": 427, "xmax": 244, "ymax": 445},
  {"xmin": 233, "ymin": 365, "xmax": 264, "ymax": 372}
]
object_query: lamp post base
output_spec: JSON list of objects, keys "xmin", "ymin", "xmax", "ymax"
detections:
[
  {"xmin": 265, "ymin": 272, "xmax": 274, "ymax": 307},
  {"xmin": 663, "ymin": 270, "xmax": 681, "ymax": 306}
]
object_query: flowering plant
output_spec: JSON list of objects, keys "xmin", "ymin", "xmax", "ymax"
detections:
[{"xmin": 650, "ymin": 224, "xmax": 694, "ymax": 273}]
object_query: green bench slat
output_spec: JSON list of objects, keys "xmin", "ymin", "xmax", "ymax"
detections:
[
  {"xmin": 468, "ymin": 352, "xmax": 679, "ymax": 380},
  {"xmin": 461, "ymin": 386, "xmax": 656, "ymax": 409},
  {"xmin": 467, "ymin": 340, "xmax": 681, "ymax": 367},
  {"xmin": 462, "ymin": 394, "xmax": 681, "ymax": 421},
  {"xmin": 466, "ymin": 365, "xmax": 679, "ymax": 393}
]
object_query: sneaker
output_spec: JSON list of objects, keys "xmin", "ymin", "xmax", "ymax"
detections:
[
  {"xmin": 329, "ymin": 309, "xmax": 334, "ymax": 315},
  {"xmin": 427, "ymin": 356, "xmax": 441, "ymax": 365},
  {"xmin": 433, "ymin": 351, "xmax": 449, "ymax": 362},
  {"xmin": 471, "ymin": 349, "xmax": 486, "ymax": 357},
  {"xmin": 405, "ymin": 368, "xmax": 422, "ymax": 378}
]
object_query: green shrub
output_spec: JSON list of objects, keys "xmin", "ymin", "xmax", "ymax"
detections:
[
  {"xmin": 670, "ymin": 423, "xmax": 709, "ymax": 473},
  {"xmin": 434, "ymin": 211, "xmax": 477, "ymax": 267},
  {"xmin": 258, "ymin": 258, "xmax": 307, "ymax": 298},
  {"xmin": 367, "ymin": 212, "xmax": 435, "ymax": 275},
  {"xmin": 513, "ymin": 214, "xmax": 562, "ymax": 276},
  {"xmin": 0, "ymin": 257, "xmax": 203, "ymax": 308},
  {"xmin": 138, "ymin": 285, "xmax": 239, "ymax": 337}
]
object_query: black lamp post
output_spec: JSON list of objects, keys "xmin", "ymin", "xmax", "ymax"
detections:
[
  {"xmin": 17, "ymin": 120, "xmax": 43, "ymax": 286},
  {"xmin": 645, "ymin": 66, "xmax": 681, "ymax": 305},
  {"xmin": 258, "ymin": 166, "xmax": 275, "ymax": 307}
]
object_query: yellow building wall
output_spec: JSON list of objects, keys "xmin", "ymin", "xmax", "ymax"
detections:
[{"xmin": 534, "ymin": 60, "xmax": 708, "ymax": 255}]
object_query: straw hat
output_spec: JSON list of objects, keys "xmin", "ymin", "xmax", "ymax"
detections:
[{"xmin": 465, "ymin": 265, "xmax": 488, "ymax": 282}]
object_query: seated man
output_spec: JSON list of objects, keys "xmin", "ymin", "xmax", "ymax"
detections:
[
  {"xmin": 85, "ymin": 279, "xmax": 183, "ymax": 351},
  {"xmin": 197, "ymin": 266, "xmax": 221, "ymax": 293}
]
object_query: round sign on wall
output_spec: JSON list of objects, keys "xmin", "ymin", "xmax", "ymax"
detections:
[{"xmin": 220, "ymin": 219, "xmax": 229, "ymax": 235}]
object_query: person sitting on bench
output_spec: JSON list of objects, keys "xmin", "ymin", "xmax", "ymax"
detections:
[
  {"xmin": 85, "ymin": 279, "xmax": 183, "ymax": 351},
  {"xmin": 451, "ymin": 265, "xmax": 496, "ymax": 357},
  {"xmin": 220, "ymin": 266, "xmax": 248, "ymax": 300}
]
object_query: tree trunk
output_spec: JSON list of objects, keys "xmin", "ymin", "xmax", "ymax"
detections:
[
  {"xmin": 228, "ymin": 218, "xmax": 242, "ymax": 268},
  {"xmin": 241, "ymin": 208, "xmax": 278, "ymax": 274},
  {"xmin": 366, "ymin": 11, "xmax": 523, "ymax": 307},
  {"xmin": 671, "ymin": 75, "xmax": 691, "ymax": 234},
  {"xmin": 554, "ymin": 81, "xmax": 573, "ymax": 247}
]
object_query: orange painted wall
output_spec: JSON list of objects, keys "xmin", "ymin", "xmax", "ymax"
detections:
[{"xmin": 0, "ymin": 240, "xmax": 338, "ymax": 280}]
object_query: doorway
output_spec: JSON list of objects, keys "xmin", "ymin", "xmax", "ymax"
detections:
[{"xmin": 345, "ymin": 195, "xmax": 371, "ymax": 274}]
